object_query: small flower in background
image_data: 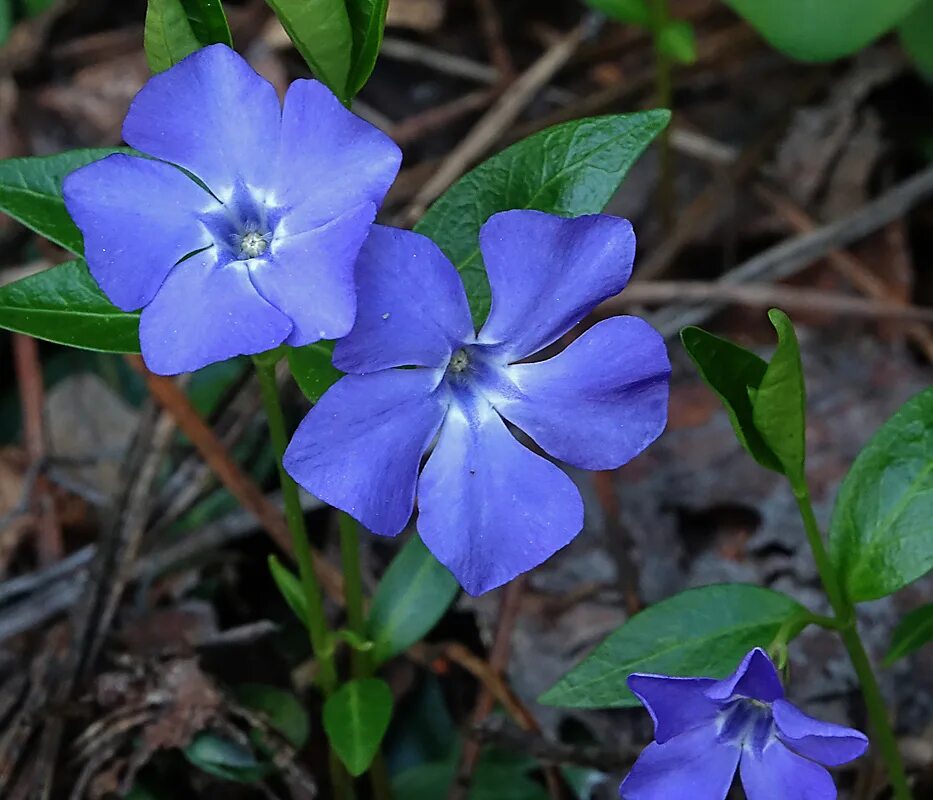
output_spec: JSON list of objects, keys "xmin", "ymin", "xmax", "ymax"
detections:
[
  {"xmin": 64, "ymin": 44, "xmax": 400, "ymax": 375},
  {"xmin": 284, "ymin": 209, "xmax": 670, "ymax": 595},
  {"xmin": 621, "ymin": 648, "xmax": 869, "ymax": 800}
]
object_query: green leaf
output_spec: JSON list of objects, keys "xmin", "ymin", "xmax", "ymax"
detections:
[
  {"xmin": 752, "ymin": 309, "xmax": 807, "ymax": 486},
  {"xmin": 0, "ymin": 1, "xmax": 12, "ymax": 47},
  {"xmin": 268, "ymin": 554, "xmax": 309, "ymax": 627},
  {"xmin": 145, "ymin": 0, "xmax": 202, "ymax": 73},
  {"xmin": 829, "ymin": 388, "xmax": 933, "ymax": 602},
  {"xmin": 0, "ymin": 260, "xmax": 140, "ymax": 353},
  {"xmin": 659, "ymin": 20, "xmax": 697, "ymax": 64},
  {"xmin": 900, "ymin": 0, "xmax": 933, "ymax": 78},
  {"xmin": 415, "ymin": 110, "xmax": 670, "ymax": 325},
  {"xmin": 287, "ymin": 341, "xmax": 342, "ymax": 403},
  {"xmin": 346, "ymin": 0, "xmax": 389, "ymax": 97},
  {"xmin": 722, "ymin": 0, "xmax": 921, "ymax": 61},
  {"xmin": 368, "ymin": 536, "xmax": 459, "ymax": 665},
  {"xmin": 884, "ymin": 604, "xmax": 933, "ymax": 665},
  {"xmin": 0, "ymin": 148, "xmax": 126, "ymax": 254},
  {"xmin": 539, "ymin": 584, "xmax": 805, "ymax": 708},
  {"xmin": 681, "ymin": 326, "xmax": 781, "ymax": 473},
  {"xmin": 394, "ymin": 752, "xmax": 548, "ymax": 800},
  {"xmin": 584, "ymin": 0, "xmax": 650, "ymax": 26},
  {"xmin": 323, "ymin": 677, "xmax": 393, "ymax": 776},
  {"xmin": 234, "ymin": 684, "xmax": 310, "ymax": 748},
  {"xmin": 180, "ymin": 0, "xmax": 232, "ymax": 47},
  {"xmin": 265, "ymin": 0, "xmax": 353, "ymax": 101},
  {"xmin": 184, "ymin": 733, "xmax": 265, "ymax": 783}
]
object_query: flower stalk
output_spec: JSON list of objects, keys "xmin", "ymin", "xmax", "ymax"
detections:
[
  {"xmin": 649, "ymin": 0, "xmax": 675, "ymax": 229},
  {"xmin": 791, "ymin": 482, "xmax": 912, "ymax": 800},
  {"xmin": 254, "ymin": 357, "xmax": 354, "ymax": 800}
]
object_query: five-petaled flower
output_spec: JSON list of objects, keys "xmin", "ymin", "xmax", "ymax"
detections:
[
  {"xmin": 621, "ymin": 648, "xmax": 869, "ymax": 800},
  {"xmin": 284, "ymin": 210, "xmax": 671, "ymax": 595},
  {"xmin": 64, "ymin": 44, "xmax": 400, "ymax": 375}
]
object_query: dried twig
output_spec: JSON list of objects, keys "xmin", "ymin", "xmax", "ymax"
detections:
[
  {"xmin": 755, "ymin": 184, "xmax": 933, "ymax": 361},
  {"xmin": 401, "ymin": 19, "xmax": 592, "ymax": 225},
  {"xmin": 649, "ymin": 163, "xmax": 933, "ymax": 337},
  {"xmin": 601, "ymin": 280, "xmax": 933, "ymax": 322},
  {"xmin": 128, "ymin": 356, "xmax": 344, "ymax": 601},
  {"xmin": 12, "ymin": 335, "xmax": 61, "ymax": 564}
]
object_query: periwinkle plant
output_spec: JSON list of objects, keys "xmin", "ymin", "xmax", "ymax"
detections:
[{"xmin": 0, "ymin": 3, "xmax": 928, "ymax": 799}]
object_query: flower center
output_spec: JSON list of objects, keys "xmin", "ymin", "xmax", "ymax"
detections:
[
  {"xmin": 449, "ymin": 349, "xmax": 470, "ymax": 374},
  {"xmin": 238, "ymin": 230, "xmax": 270, "ymax": 259},
  {"xmin": 717, "ymin": 699, "xmax": 775, "ymax": 754}
]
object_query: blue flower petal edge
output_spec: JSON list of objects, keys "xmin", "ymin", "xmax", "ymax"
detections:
[
  {"xmin": 621, "ymin": 648, "xmax": 869, "ymax": 800},
  {"xmin": 283, "ymin": 209, "xmax": 671, "ymax": 595},
  {"xmin": 63, "ymin": 44, "xmax": 401, "ymax": 375}
]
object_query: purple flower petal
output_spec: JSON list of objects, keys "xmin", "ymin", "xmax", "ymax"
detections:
[
  {"xmin": 417, "ymin": 405, "xmax": 583, "ymax": 595},
  {"xmin": 478, "ymin": 211, "xmax": 635, "ymax": 360},
  {"xmin": 333, "ymin": 226, "xmax": 474, "ymax": 373},
  {"xmin": 627, "ymin": 675, "xmax": 720, "ymax": 745},
  {"xmin": 739, "ymin": 741, "xmax": 836, "ymax": 800},
  {"xmin": 706, "ymin": 648, "xmax": 785, "ymax": 704},
  {"xmin": 772, "ymin": 699, "xmax": 868, "ymax": 766},
  {"xmin": 495, "ymin": 317, "xmax": 670, "ymax": 469},
  {"xmin": 284, "ymin": 369, "xmax": 448, "ymax": 537},
  {"xmin": 139, "ymin": 253, "xmax": 292, "ymax": 375},
  {"xmin": 251, "ymin": 203, "xmax": 375, "ymax": 346},
  {"xmin": 273, "ymin": 79, "xmax": 401, "ymax": 222},
  {"xmin": 63, "ymin": 154, "xmax": 216, "ymax": 311},
  {"xmin": 123, "ymin": 44, "xmax": 281, "ymax": 196},
  {"xmin": 619, "ymin": 724, "xmax": 739, "ymax": 800}
]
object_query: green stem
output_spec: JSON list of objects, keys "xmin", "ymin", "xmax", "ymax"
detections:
[
  {"xmin": 338, "ymin": 513, "xmax": 394, "ymax": 800},
  {"xmin": 792, "ymin": 484, "xmax": 912, "ymax": 800},
  {"xmin": 649, "ymin": 0, "xmax": 675, "ymax": 229},
  {"xmin": 253, "ymin": 357, "xmax": 354, "ymax": 800}
]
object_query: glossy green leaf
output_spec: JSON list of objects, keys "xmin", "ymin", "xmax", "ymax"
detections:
[
  {"xmin": 145, "ymin": 0, "xmax": 202, "ymax": 73},
  {"xmin": 323, "ymin": 677, "xmax": 393, "ymax": 776},
  {"xmin": 0, "ymin": 148, "xmax": 126, "ymax": 254},
  {"xmin": 681, "ymin": 326, "xmax": 781, "ymax": 473},
  {"xmin": 287, "ymin": 341, "xmax": 342, "ymax": 403},
  {"xmin": 0, "ymin": 260, "xmax": 140, "ymax": 352},
  {"xmin": 584, "ymin": 0, "xmax": 650, "ymax": 26},
  {"xmin": 901, "ymin": 0, "xmax": 933, "ymax": 78},
  {"xmin": 415, "ymin": 110, "xmax": 670, "ymax": 325},
  {"xmin": 722, "ymin": 0, "xmax": 920, "ymax": 61},
  {"xmin": 266, "ymin": 0, "xmax": 353, "ymax": 101},
  {"xmin": 180, "ymin": 0, "xmax": 232, "ymax": 47},
  {"xmin": 268, "ymin": 554, "xmax": 309, "ymax": 627},
  {"xmin": 368, "ymin": 536, "xmax": 459, "ymax": 665},
  {"xmin": 752, "ymin": 310, "xmax": 807, "ymax": 486},
  {"xmin": 0, "ymin": 1, "xmax": 12, "ymax": 47},
  {"xmin": 234, "ymin": 684, "xmax": 310, "ymax": 748},
  {"xmin": 659, "ymin": 20, "xmax": 697, "ymax": 64},
  {"xmin": 539, "ymin": 584, "xmax": 805, "ymax": 708},
  {"xmin": 884, "ymin": 603, "xmax": 933, "ymax": 665},
  {"xmin": 346, "ymin": 0, "xmax": 389, "ymax": 97},
  {"xmin": 830, "ymin": 388, "xmax": 933, "ymax": 602},
  {"xmin": 184, "ymin": 733, "xmax": 264, "ymax": 783}
]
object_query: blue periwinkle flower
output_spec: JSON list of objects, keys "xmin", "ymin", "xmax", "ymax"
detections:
[
  {"xmin": 284, "ymin": 210, "xmax": 671, "ymax": 595},
  {"xmin": 64, "ymin": 44, "xmax": 401, "ymax": 375},
  {"xmin": 621, "ymin": 648, "xmax": 869, "ymax": 800}
]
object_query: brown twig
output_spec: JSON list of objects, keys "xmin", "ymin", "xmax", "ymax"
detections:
[
  {"xmin": 401, "ymin": 20, "xmax": 591, "ymax": 225},
  {"xmin": 473, "ymin": 0, "xmax": 514, "ymax": 81},
  {"xmin": 648, "ymin": 162, "xmax": 933, "ymax": 337},
  {"xmin": 390, "ymin": 89, "xmax": 496, "ymax": 146},
  {"xmin": 127, "ymin": 356, "xmax": 344, "ymax": 601},
  {"xmin": 600, "ymin": 280, "xmax": 933, "ymax": 322},
  {"xmin": 444, "ymin": 578, "xmax": 568, "ymax": 800},
  {"xmin": 12, "ymin": 335, "xmax": 62, "ymax": 565},
  {"xmin": 755, "ymin": 184, "xmax": 933, "ymax": 361}
]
